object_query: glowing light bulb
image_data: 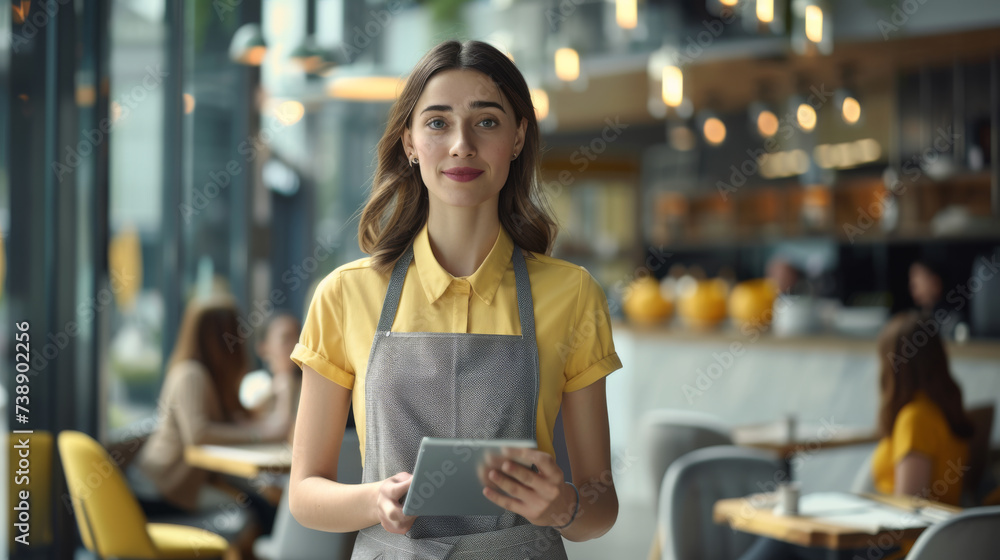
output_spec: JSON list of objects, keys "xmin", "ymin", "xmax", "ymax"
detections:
[
  {"xmin": 842, "ymin": 96, "xmax": 861, "ymax": 124},
  {"xmin": 703, "ymin": 117, "xmax": 727, "ymax": 145},
  {"xmin": 531, "ymin": 89, "xmax": 549, "ymax": 120},
  {"xmin": 805, "ymin": 5, "xmax": 823, "ymax": 43},
  {"xmin": 555, "ymin": 48, "xmax": 580, "ymax": 82},
  {"xmin": 757, "ymin": 110, "xmax": 779, "ymax": 137},
  {"xmin": 797, "ymin": 103, "xmax": 817, "ymax": 132},
  {"xmin": 616, "ymin": 0, "xmax": 637, "ymax": 29},
  {"xmin": 757, "ymin": 0, "xmax": 774, "ymax": 23},
  {"xmin": 662, "ymin": 66, "xmax": 683, "ymax": 108}
]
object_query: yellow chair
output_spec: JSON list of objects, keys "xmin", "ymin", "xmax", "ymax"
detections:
[{"xmin": 57, "ymin": 430, "xmax": 229, "ymax": 559}]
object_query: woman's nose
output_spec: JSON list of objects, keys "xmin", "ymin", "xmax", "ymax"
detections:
[{"xmin": 450, "ymin": 125, "xmax": 476, "ymax": 159}]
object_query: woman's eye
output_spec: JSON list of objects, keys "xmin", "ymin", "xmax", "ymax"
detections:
[
  {"xmin": 428, "ymin": 119, "xmax": 446, "ymax": 129},
  {"xmin": 479, "ymin": 118, "xmax": 498, "ymax": 128}
]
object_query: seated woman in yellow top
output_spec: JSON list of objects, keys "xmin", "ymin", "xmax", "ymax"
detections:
[
  {"xmin": 871, "ymin": 311, "xmax": 974, "ymax": 506},
  {"xmin": 739, "ymin": 311, "xmax": 974, "ymax": 560}
]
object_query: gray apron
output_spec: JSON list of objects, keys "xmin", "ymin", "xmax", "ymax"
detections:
[{"xmin": 351, "ymin": 244, "xmax": 568, "ymax": 559}]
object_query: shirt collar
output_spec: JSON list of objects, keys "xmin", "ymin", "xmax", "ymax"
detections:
[{"xmin": 412, "ymin": 223, "xmax": 514, "ymax": 306}]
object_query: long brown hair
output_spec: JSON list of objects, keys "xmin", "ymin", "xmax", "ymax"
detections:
[
  {"xmin": 877, "ymin": 311, "xmax": 974, "ymax": 439},
  {"xmin": 358, "ymin": 40, "xmax": 557, "ymax": 274},
  {"xmin": 167, "ymin": 296, "xmax": 248, "ymax": 420}
]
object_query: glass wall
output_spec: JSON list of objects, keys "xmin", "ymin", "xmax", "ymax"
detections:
[
  {"xmin": 106, "ymin": 0, "xmax": 168, "ymax": 431},
  {"xmin": 104, "ymin": 0, "xmax": 262, "ymax": 436}
]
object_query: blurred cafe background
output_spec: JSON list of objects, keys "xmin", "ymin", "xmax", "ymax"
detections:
[{"xmin": 2, "ymin": 0, "xmax": 1000, "ymax": 558}]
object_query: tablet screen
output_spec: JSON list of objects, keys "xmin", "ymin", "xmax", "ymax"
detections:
[{"xmin": 402, "ymin": 437, "xmax": 536, "ymax": 517}]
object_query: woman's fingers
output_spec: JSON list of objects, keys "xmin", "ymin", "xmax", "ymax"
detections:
[
  {"xmin": 481, "ymin": 450, "xmax": 571, "ymax": 525},
  {"xmin": 488, "ymin": 464, "xmax": 532, "ymax": 499},
  {"xmin": 386, "ymin": 472, "xmax": 413, "ymax": 500},
  {"xmin": 378, "ymin": 472, "xmax": 416, "ymax": 534},
  {"xmin": 502, "ymin": 448, "xmax": 556, "ymax": 471},
  {"xmin": 483, "ymin": 484, "xmax": 521, "ymax": 512},
  {"xmin": 482, "ymin": 469, "xmax": 556, "ymax": 523},
  {"xmin": 498, "ymin": 460, "xmax": 553, "ymax": 499},
  {"xmin": 500, "ymin": 448, "xmax": 562, "ymax": 487}
]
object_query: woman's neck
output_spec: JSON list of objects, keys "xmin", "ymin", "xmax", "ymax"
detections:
[{"xmin": 426, "ymin": 203, "xmax": 501, "ymax": 278}]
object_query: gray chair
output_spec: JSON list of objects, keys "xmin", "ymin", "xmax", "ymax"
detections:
[
  {"xmin": 906, "ymin": 505, "xmax": 1000, "ymax": 560},
  {"xmin": 254, "ymin": 429, "xmax": 363, "ymax": 560},
  {"xmin": 639, "ymin": 410, "xmax": 733, "ymax": 559},
  {"xmin": 658, "ymin": 445, "xmax": 783, "ymax": 560},
  {"xmin": 637, "ymin": 409, "xmax": 733, "ymax": 510},
  {"xmin": 964, "ymin": 404, "xmax": 995, "ymax": 505}
]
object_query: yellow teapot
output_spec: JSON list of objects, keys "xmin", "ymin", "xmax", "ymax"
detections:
[
  {"xmin": 729, "ymin": 278, "xmax": 779, "ymax": 329},
  {"xmin": 678, "ymin": 278, "xmax": 729, "ymax": 330},
  {"xmin": 623, "ymin": 276, "xmax": 673, "ymax": 326}
]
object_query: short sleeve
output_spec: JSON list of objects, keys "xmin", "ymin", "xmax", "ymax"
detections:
[
  {"xmin": 890, "ymin": 401, "xmax": 942, "ymax": 464},
  {"xmin": 290, "ymin": 271, "xmax": 355, "ymax": 390},
  {"xmin": 562, "ymin": 269, "xmax": 623, "ymax": 392}
]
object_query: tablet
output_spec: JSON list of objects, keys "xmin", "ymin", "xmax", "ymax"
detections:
[{"xmin": 402, "ymin": 437, "xmax": 536, "ymax": 516}]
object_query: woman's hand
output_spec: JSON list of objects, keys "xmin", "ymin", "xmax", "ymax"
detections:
[
  {"xmin": 376, "ymin": 472, "xmax": 417, "ymax": 534},
  {"xmin": 482, "ymin": 448, "xmax": 578, "ymax": 528}
]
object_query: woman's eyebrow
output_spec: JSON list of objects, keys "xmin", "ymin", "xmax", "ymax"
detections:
[
  {"xmin": 419, "ymin": 100, "xmax": 506, "ymax": 114},
  {"xmin": 469, "ymin": 100, "xmax": 505, "ymax": 112}
]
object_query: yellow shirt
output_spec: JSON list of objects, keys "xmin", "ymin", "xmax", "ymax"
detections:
[
  {"xmin": 872, "ymin": 391, "xmax": 969, "ymax": 506},
  {"xmin": 871, "ymin": 391, "xmax": 970, "ymax": 558},
  {"xmin": 291, "ymin": 224, "xmax": 623, "ymax": 466}
]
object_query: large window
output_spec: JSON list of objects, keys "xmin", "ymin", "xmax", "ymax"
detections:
[{"xmin": 106, "ymin": 0, "xmax": 168, "ymax": 430}]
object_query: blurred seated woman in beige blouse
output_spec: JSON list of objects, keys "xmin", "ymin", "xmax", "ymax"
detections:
[{"xmin": 129, "ymin": 296, "xmax": 295, "ymax": 529}]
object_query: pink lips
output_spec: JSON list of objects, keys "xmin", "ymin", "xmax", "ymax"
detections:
[{"xmin": 443, "ymin": 167, "xmax": 484, "ymax": 182}]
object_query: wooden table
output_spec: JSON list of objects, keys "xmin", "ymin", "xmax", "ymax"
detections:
[
  {"xmin": 714, "ymin": 492, "xmax": 962, "ymax": 558},
  {"xmin": 732, "ymin": 420, "xmax": 880, "ymax": 485},
  {"xmin": 184, "ymin": 442, "xmax": 293, "ymax": 479},
  {"xmin": 732, "ymin": 421, "xmax": 880, "ymax": 458}
]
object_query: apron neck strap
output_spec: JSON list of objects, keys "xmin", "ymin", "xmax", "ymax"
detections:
[
  {"xmin": 376, "ymin": 242, "xmax": 537, "ymax": 342},
  {"xmin": 376, "ymin": 245, "xmax": 415, "ymax": 333},
  {"xmin": 510, "ymin": 245, "xmax": 536, "ymax": 342}
]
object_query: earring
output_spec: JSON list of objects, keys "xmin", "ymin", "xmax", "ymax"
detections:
[
  {"xmin": 511, "ymin": 152, "xmax": 518, "ymax": 160},
  {"xmin": 409, "ymin": 154, "xmax": 418, "ymax": 167}
]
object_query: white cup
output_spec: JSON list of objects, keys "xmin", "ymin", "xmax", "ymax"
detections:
[{"xmin": 773, "ymin": 482, "xmax": 800, "ymax": 516}]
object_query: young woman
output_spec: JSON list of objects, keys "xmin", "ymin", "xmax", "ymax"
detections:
[
  {"xmin": 870, "ymin": 310, "xmax": 974, "ymax": 507},
  {"xmin": 132, "ymin": 296, "xmax": 294, "ymax": 524},
  {"xmin": 908, "ymin": 259, "xmax": 964, "ymax": 339},
  {"xmin": 288, "ymin": 40, "xmax": 622, "ymax": 558},
  {"xmin": 249, "ymin": 311, "xmax": 303, "ymax": 438},
  {"xmin": 738, "ymin": 311, "xmax": 974, "ymax": 560}
]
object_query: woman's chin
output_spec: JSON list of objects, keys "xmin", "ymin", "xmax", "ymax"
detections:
[{"xmin": 428, "ymin": 189, "xmax": 500, "ymax": 210}]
